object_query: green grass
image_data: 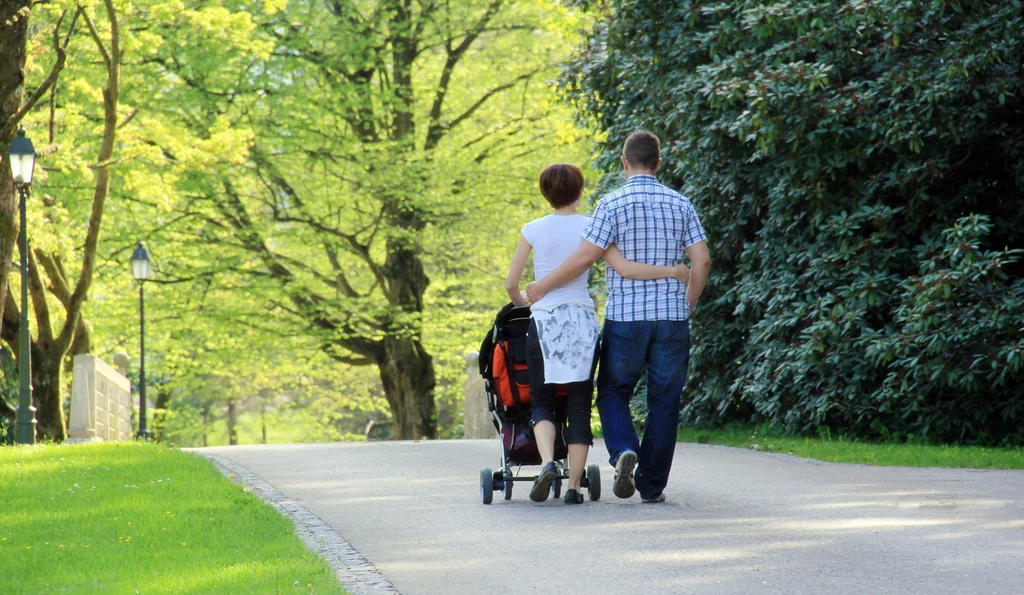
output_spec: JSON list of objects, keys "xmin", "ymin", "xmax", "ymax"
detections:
[
  {"xmin": 677, "ymin": 425, "xmax": 1024, "ymax": 469},
  {"xmin": 0, "ymin": 442, "xmax": 345, "ymax": 595}
]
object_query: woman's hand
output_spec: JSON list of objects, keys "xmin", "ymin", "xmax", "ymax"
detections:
[
  {"xmin": 526, "ymin": 280, "xmax": 548, "ymax": 304},
  {"xmin": 673, "ymin": 263, "xmax": 691, "ymax": 284}
]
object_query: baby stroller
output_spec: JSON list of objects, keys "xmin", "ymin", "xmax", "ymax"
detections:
[{"xmin": 476, "ymin": 303, "xmax": 601, "ymax": 504}]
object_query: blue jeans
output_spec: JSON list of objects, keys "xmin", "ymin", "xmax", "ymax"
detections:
[{"xmin": 596, "ymin": 319, "xmax": 690, "ymax": 499}]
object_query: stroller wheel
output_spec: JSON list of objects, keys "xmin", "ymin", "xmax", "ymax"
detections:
[
  {"xmin": 503, "ymin": 471, "xmax": 513, "ymax": 500},
  {"xmin": 586, "ymin": 464, "xmax": 601, "ymax": 501},
  {"xmin": 481, "ymin": 468, "xmax": 494, "ymax": 505}
]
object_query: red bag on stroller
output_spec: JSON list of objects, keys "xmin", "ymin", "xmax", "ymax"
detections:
[{"xmin": 491, "ymin": 332, "xmax": 531, "ymax": 407}]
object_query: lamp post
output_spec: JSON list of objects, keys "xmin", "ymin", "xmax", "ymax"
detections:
[
  {"xmin": 8, "ymin": 129, "xmax": 37, "ymax": 445},
  {"xmin": 130, "ymin": 241, "xmax": 151, "ymax": 440}
]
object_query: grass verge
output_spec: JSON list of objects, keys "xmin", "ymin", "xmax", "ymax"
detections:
[
  {"xmin": 0, "ymin": 442, "xmax": 345, "ymax": 594},
  {"xmin": 677, "ymin": 425, "xmax": 1024, "ymax": 469}
]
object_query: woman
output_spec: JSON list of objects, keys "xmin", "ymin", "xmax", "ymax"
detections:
[{"xmin": 504, "ymin": 163, "xmax": 689, "ymax": 504}]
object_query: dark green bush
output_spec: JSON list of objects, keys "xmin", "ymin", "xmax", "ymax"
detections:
[{"xmin": 566, "ymin": 0, "xmax": 1024, "ymax": 444}]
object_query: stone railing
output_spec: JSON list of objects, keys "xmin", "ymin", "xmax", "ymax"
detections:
[
  {"xmin": 463, "ymin": 351, "xmax": 493, "ymax": 439},
  {"xmin": 67, "ymin": 354, "xmax": 133, "ymax": 443}
]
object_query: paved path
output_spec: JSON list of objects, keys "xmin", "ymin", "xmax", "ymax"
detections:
[{"xmin": 198, "ymin": 440, "xmax": 1024, "ymax": 595}]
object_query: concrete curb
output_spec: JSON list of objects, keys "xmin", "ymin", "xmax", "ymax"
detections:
[{"xmin": 197, "ymin": 452, "xmax": 400, "ymax": 595}]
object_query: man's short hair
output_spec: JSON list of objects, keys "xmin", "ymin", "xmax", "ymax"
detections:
[
  {"xmin": 539, "ymin": 163, "xmax": 585, "ymax": 208},
  {"xmin": 623, "ymin": 131, "xmax": 661, "ymax": 171}
]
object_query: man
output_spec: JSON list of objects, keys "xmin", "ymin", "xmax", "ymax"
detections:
[{"xmin": 526, "ymin": 131, "xmax": 710, "ymax": 503}]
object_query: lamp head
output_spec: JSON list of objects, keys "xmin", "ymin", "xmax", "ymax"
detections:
[
  {"xmin": 131, "ymin": 241, "xmax": 152, "ymax": 281},
  {"xmin": 7, "ymin": 129, "xmax": 36, "ymax": 185}
]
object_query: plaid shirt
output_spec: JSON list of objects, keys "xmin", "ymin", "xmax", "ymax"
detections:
[{"xmin": 583, "ymin": 174, "xmax": 707, "ymax": 322}]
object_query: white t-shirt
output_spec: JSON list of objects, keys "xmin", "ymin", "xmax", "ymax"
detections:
[
  {"xmin": 521, "ymin": 213, "xmax": 598, "ymax": 384},
  {"xmin": 521, "ymin": 214, "xmax": 594, "ymax": 310}
]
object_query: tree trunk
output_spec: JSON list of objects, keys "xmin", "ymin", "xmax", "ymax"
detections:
[
  {"xmin": 0, "ymin": 282, "xmax": 67, "ymax": 441},
  {"xmin": 227, "ymin": 398, "xmax": 237, "ymax": 445},
  {"xmin": 260, "ymin": 394, "xmax": 267, "ymax": 444},
  {"xmin": 0, "ymin": 177, "xmax": 15, "ymax": 338},
  {"xmin": 201, "ymin": 405, "xmax": 209, "ymax": 447},
  {"xmin": 378, "ymin": 336, "xmax": 436, "ymax": 440},
  {"xmin": 31, "ymin": 340, "xmax": 65, "ymax": 441},
  {"xmin": 0, "ymin": 0, "xmax": 32, "ymax": 338},
  {"xmin": 152, "ymin": 388, "xmax": 169, "ymax": 443}
]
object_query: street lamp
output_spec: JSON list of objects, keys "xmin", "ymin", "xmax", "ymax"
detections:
[
  {"xmin": 130, "ymin": 241, "xmax": 151, "ymax": 440},
  {"xmin": 7, "ymin": 129, "xmax": 36, "ymax": 445}
]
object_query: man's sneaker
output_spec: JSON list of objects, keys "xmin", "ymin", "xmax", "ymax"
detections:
[
  {"xmin": 641, "ymin": 492, "xmax": 666, "ymax": 504},
  {"xmin": 612, "ymin": 450, "xmax": 638, "ymax": 499},
  {"xmin": 563, "ymin": 488, "xmax": 584, "ymax": 505},
  {"xmin": 529, "ymin": 461, "xmax": 557, "ymax": 502}
]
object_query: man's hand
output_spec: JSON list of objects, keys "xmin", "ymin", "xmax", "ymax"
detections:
[
  {"xmin": 526, "ymin": 240, "xmax": 603, "ymax": 304},
  {"xmin": 672, "ymin": 263, "xmax": 691, "ymax": 284},
  {"xmin": 526, "ymin": 280, "xmax": 547, "ymax": 304}
]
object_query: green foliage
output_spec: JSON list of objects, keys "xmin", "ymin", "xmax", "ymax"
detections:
[
  {"xmin": 0, "ymin": 443, "xmax": 344, "ymax": 593},
  {"xmin": 864, "ymin": 216, "xmax": 1024, "ymax": 442},
  {"xmin": 566, "ymin": 0, "xmax": 1024, "ymax": 444}
]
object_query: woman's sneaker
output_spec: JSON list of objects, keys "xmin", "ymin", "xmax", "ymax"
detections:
[
  {"xmin": 529, "ymin": 461, "xmax": 557, "ymax": 502},
  {"xmin": 563, "ymin": 488, "xmax": 584, "ymax": 505},
  {"xmin": 612, "ymin": 450, "xmax": 638, "ymax": 499}
]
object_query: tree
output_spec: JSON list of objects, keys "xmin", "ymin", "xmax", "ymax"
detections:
[
  {"xmin": 0, "ymin": 3, "xmax": 89, "ymax": 440},
  {"xmin": 565, "ymin": 0, "xmax": 1024, "ymax": 444},
  {"xmin": 0, "ymin": 0, "xmax": 70, "ymax": 341},
  {"xmin": 0, "ymin": 0, "xmax": 137, "ymax": 440},
  {"xmin": 139, "ymin": 0, "xmax": 586, "ymax": 439},
  {"xmin": 1, "ymin": 0, "xmax": 588, "ymax": 443},
  {"xmin": 1, "ymin": 0, "xmax": 272, "ymax": 440},
  {"xmin": 0, "ymin": 0, "xmax": 36, "ymax": 339}
]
